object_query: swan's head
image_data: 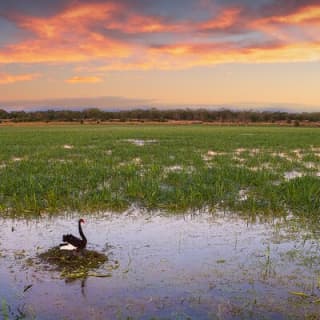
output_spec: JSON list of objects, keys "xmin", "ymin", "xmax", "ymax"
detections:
[{"xmin": 79, "ymin": 218, "xmax": 85, "ymax": 224}]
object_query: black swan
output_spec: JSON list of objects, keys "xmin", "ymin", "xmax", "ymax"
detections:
[{"xmin": 60, "ymin": 219, "xmax": 87, "ymax": 250}]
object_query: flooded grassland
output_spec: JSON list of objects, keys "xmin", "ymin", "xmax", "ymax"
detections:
[
  {"xmin": 0, "ymin": 125, "xmax": 319, "ymax": 216},
  {"xmin": 0, "ymin": 125, "xmax": 320, "ymax": 319}
]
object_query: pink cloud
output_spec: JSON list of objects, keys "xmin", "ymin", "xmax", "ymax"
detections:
[{"xmin": 0, "ymin": 1, "xmax": 320, "ymax": 70}]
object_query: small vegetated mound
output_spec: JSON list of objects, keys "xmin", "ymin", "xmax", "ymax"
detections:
[{"xmin": 38, "ymin": 247, "xmax": 109, "ymax": 280}]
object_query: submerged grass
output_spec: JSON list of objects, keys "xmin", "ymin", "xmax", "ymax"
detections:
[
  {"xmin": 1, "ymin": 299, "xmax": 9, "ymax": 320},
  {"xmin": 0, "ymin": 125, "xmax": 319, "ymax": 218}
]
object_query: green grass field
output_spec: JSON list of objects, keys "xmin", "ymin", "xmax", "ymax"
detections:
[{"xmin": 0, "ymin": 124, "xmax": 319, "ymax": 217}]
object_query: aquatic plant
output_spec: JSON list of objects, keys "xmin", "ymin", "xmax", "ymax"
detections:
[
  {"xmin": 1, "ymin": 299, "xmax": 9, "ymax": 320},
  {"xmin": 38, "ymin": 247, "xmax": 108, "ymax": 280}
]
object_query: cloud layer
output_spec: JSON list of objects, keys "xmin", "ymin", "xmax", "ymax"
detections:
[{"xmin": 0, "ymin": 0, "xmax": 319, "ymax": 75}]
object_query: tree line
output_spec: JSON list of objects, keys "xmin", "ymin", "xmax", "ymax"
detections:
[{"xmin": 0, "ymin": 108, "xmax": 320, "ymax": 124}]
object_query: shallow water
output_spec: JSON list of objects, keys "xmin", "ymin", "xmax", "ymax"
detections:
[
  {"xmin": 284, "ymin": 170, "xmax": 304, "ymax": 180},
  {"xmin": 1, "ymin": 210, "xmax": 320, "ymax": 320}
]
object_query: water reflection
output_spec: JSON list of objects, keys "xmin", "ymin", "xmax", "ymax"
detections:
[{"xmin": 1, "ymin": 210, "xmax": 320, "ymax": 319}]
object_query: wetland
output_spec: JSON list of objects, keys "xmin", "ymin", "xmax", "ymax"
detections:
[
  {"xmin": 1, "ymin": 211, "xmax": 320, "ymax": 319},
  {"xmin": 0, "ymin": 124, "xmax": 320, "ymax": 319}
]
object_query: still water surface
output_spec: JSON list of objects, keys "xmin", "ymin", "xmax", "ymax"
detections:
[{"xmin": 1, "ymin": 209, "xmax": 320, "ymax": 319}]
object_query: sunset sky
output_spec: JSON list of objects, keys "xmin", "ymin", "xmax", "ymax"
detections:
[{"xmin": 0, "ymin": 0, "xmax": 320, "ymax": 111}]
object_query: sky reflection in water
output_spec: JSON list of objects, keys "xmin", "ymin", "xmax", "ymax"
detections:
[{"xmin": 1, "ymin": 209, "xmax": 320, "ymax": 319}]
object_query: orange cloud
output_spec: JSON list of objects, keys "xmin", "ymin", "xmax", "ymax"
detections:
[
  {"xmin": 65, "ymin": 76, "xmax": 103, "ymax": 83},
  {"xmin": 149, "ymin": 40, "xmax": 320, "ymax": 66},
  {"xmin": 0, "ymin": 38, "xmax": 131, "ymax": 64},
  {"xmin": 199, "ymin": 7, "xmax": 241, "ymax": 30},
  {"xmin": 103, "ymin": 6, "xmax": 241, "ymax": 35},
  {"xmin": 264, "ymin": 5, "xmax": 320, "ymax": 25},
  {"xmin": 17, "ymin": 3, "xmax": 120, "ymax": 38},
  {"xmin": 0, "ymin": 1, "xmax": 190, "ymax": 66},
  {"xmin": 0, "ymin": 73, "xmax": 39, "ymax": 84},
  {"xmin": 249, "ymin": 5, "xmax": 320, "ymax": 47},
  {"xmin": 1, "ymin": 1, "xmax": 320, "ymax": 71},
  {"xmin": 105, "ymin": 15, "xmax": 183, "ymax": 34},
  {"xmin": 20, "ymin": 2, "xmax": 182, "ymax": 36},
  {"xmin": 0, "ymin": 2, "xmax": 132, "ymax": 64},
  {"xmin": 76, "ymin": 36, "xmax": 320, "ymax": 72}
]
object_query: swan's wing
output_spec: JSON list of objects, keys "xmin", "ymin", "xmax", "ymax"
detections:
[
  {"xmin": 62, "ymin": 234, "xmax": 83, "ymax": 247},
  {"xmin": 59, "ymin": 243, "xmax": 77, "ymax": 250}
]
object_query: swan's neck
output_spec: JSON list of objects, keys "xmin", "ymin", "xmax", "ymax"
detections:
[{"xmin": 79, "ymin": 221, "xmax": 87, "ymax": 241}]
